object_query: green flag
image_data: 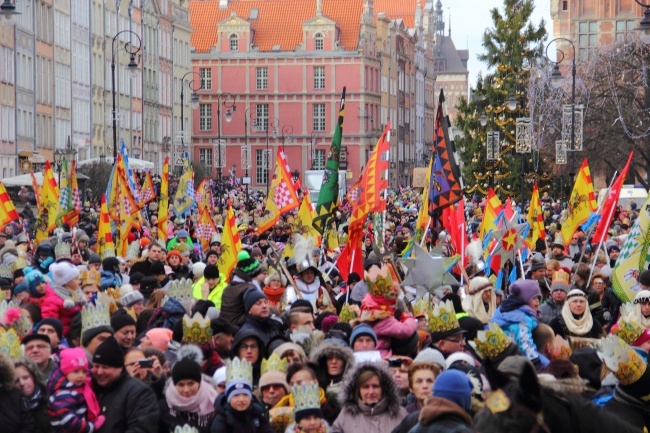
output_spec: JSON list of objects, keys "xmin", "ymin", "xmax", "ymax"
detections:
[{"xmin": 313, "ymin": 87, "xmax": 345, "ymax": 235}]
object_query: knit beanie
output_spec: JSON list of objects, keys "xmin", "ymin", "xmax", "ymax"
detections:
[
  {"xmin": 110, "ymin": 309, "xmax": 136, "ymax": 332},
  {"xmin": 102, "ymin": 257, "xmax": 120, "ymax": 272},
  {"xmin": 350, "ymin": 323, "xmax": 378, "ymax": 347},
  {"xmin": 166, "ymin": 250, "xmax": 182, "ymax": 262},
  {"xmin": 272, "ymin": 342, "xmax": 307, "ymax": 363},
  {"xmin": 205, "ymin": 251, "xmax": 219, "ymax": 263},
  {"xmin": 237, "ymin": 251, "xmax": 261, "ymax": 276},
  {"xmin": 192, "ymin": 262, "xmax": 206, "ymax": 279},
  {"xmin": 259, "ymin": 370, "xmax": 290, "ymax": 393},
  {"xmin": 25, "ymin": 270, "xmax": 45, "ymax": 294},
  {"xmin": 509, "ymin": 279, "xmax": 542, "ymax": 304},
  {"xmin": 92, "ymin": 336, "xmax": 124, "ymax": 368},
  {"xmin": 414, "ymin": 348, "xmax": 446, "ymax": 370},
  {"xmin": 121, "ymin": 290, "xmax": 144, "ymax": 308},
  {"xmin": 204, "ymin": 264, "xmax": 220, "ymax": 280},
  {"xmin": 59, "ymin": 347, "xmax": 89, "ymax": 375},
  {"xmin": 171, "ymin": 357, "xmax": 202, "ymax": 385},
  {"xmin": 432, "ymin": 369, "xmax": 473, "ymax": 412},
  {"xmin": 243, "ymin": 287, "xmax": 267, "ymax": 312},
  {"xmin": 146, "ymin": 328, "xmax": 173, "ymax": 352},
  {"xmin": 50, "ymin": 261, "xmax": 80, "ymax": 286},
  {"xmin": 12, "ymin": 282, "xmax": 29, "ymax": 297},
  {"xmin": 640, "ymin": 271, "xmax": 650, "ymax": 288},
  {"xmin": 37, "ymin": 318, "xmax": 64, "ymax": 340},
  {"xmin": 213, "ymin": 366, "xmax": 227, "ymax": 385},
  {"xmin": 82, "ymin": 324, "xmax": 114, "ymax": 348}
]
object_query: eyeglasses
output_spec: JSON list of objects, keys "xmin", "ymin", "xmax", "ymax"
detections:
[
  {"xmin": 240, "ymin": 344, "xmax": 259, "ymax": 351},
  {"xmin": 25, "ymin": 344, "xmax": 49, "ymax": 351},
  {"xmin": 262, "ymin": 384, "xmax": 284, "ymax": 391},
  {"xmin": 592, "ymin": 281, "xmax": 605, "ymax": 285},
  {"xmin": 443, "ymin": 337, "xmax": 464, "ymax": 344}
]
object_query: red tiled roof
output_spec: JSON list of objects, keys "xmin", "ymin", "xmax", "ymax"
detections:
[
  {"xmin": 190, "ymin": 0, "xmax": 363, "ymax": 53},
  {"xmin": 373, "ymin": 0, "xmax": 418, "ymax": 28}
]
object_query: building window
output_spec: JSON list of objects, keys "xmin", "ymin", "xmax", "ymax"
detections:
[
  {"xmin": 256, "ymin": 67, "xmax": 268, "ymax": 90},
  {"xmin": 229, "ymin": 34, "xmax": 238, "ymax": 51},
  {"xmin": 314, "ymin": 66, "xmax": 325, "ymax": 89},
  {"xmin": 562, "ymin": 1, "xmax": 567, "ymax": 10},
  {"xmin": 312, "ymin": 149, "xmax": 326, "ymax": 169},
  {"xmin": 312, "ymin": 104, "xmax": 325, "ymax": 132},
  {"xmin": 255, "ymin": 104, "xmax": 269, "ymax": 131},
  {"xmin": 199, "ymin": 68, "xmax": 211, "ymax": 90},
  {"xmin": 256, "ymin": 149, "xmax": 269, "ymax": 185},
  {"xmin": 615, "ymin": 20, "xmax": 635, "ymax": 41},
  {"xmin": 199, "ymin": 104, "xmax": 212, "ymax": 131},
  {"xmin": 315, "ymin": 33, "xmax": 323, "ymax": 51},
  {"xmin": 199, "ymin": 148, "xmax": 213, "ymax": 166},
  {"xmin": 578, "ymin": 21, "xmax": 597, "ymax": 60}
]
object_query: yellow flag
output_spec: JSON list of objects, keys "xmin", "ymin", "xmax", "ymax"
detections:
[
  {"xmin": 158, "ymin": 157, "xmax": 169, "ymax": 243},
  {"xmin": 416, "ymin": 158, "xmax": 433, "ymax": 243},
  {"xmin": 525, "ymin": 183, "xmax": 546, "ymax": 249},
  {"xmin": 284, "ymin": 195, "xmax": 320, "ymax": 259},
  {"xmin": 479, "ymin": 187, "xmax": 503, "ymax": 241},
  {"xmin": 561, "ymin": 158, "xmax": 597, "ymax": 244},
  {"xmin": 99, "ymin": 194, "xmax": 115, "ymax": 259},
  {"xmin": 217, "ymin": 203, "xmax": 243, "ymax": 281}
]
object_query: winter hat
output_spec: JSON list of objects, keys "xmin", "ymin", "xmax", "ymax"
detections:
[
  {"xmin": 634, "ymin": 290, "xmax": 650, "ymax": 304},
  {"xmin": 321, "ymin": 315, "xmax": 339, "ymax": 334},
  {"xmin": 139, "ymin": 277, "xmax": 159, "ymax": 295},
  {"xmin": 192, "ymin": 262, "xmax": 206, "ymax": 278},
  {"xmin": 467, "ymin": 276, "xmax": 492, "ymax": 295},
  {"xmin": 529, "ymin": 252, "xmax": 546, "ymax": 272},
  {"xmin": 171, "ymin": 357, "xmax": 202, "ymax": 384},
  {"xmin": 12, "ymin": 282, "xmax": 29, "ymax": 297},
  {"xmin": 110, "ymin": 309, "xmax": 136, "ymax": 332},
  {"xmin": 204, "ymin": 264, "xmax": 220, "ymax": 280},
  {"xmin": 25, "ymin": 270, "xmax": 45, "ymax": 294},
  {"xmin": 50, "ymin": 261, "xmax": 80, "ymax": 286},
  {"xmin": 150, "ymin": 260, "xmax": 166, "ymax": 276},
  {"xmin": 205, "ymin": 251, "xmax": 219, "ymax": 263},
  {"xmin": 251, "ymin": 247, "xmax": 263, "ymax": 258},
  {"xmin": 445, "ymin": 352, "xmax": 476, "ymax": 370},
  {"xmin": 22, "ymin": 333, "xmax": 51, "ymax": 347},
  {"xmin": 88, "ymin": 254, "xmax": 101, "ymax": 265},
  {"xmin": 414, "ymin": 348, "xmax": 446, "ymax": 370},
  {"xmin": 237, "ymin": 251, "xmax": 261, "ymax": 276},
  {"xmin": 102, "ymin": 257, "xmax": 120, "ymax": 272},
  {"xmin": 166, "ymin": 250, "xmax": 182, "ymax": 262},
  {"xmin": 550, "ymin": 270, "xmax": 570, "ymax": 293},
  {"xmin": 272, "ymin": 342, "xmax": 307, "ymax": 364},
  {"xmin": 509, "ymin": 279, "xmax": 542, "ymax": 304},
  {"xmin": 259, "ymin": 370, "xmax": 290, "ymax": 393},
  {"xmin": 177, "ymin": 229, "xmax": 189, "ymax": 239},
  {"xmin": 639, "ymin": 271, "xmax": 650, "ymax": 288},
  {"xmin": 213, "ymin": 366, "xmax": 227, "ymax": 385},
  {"xmin": 146, "ymin": 328, "xmax": 173, "ymax": 352},
  {"xmin": 59, "ymin": 347, "xmax": 89, "ymax": 375},
  {"xmin": 36, "ymin": 318, "xmax": 64, "ymax": 340},
  {"xmin": 81, "ymin": 323, "xmax": 114, "ymax": 348},
  {"xmin": 350, "ymin": 323, "xmax": 377, "ymax": 347},
  {"xmin": 129, "ymin": 272, "xmax": 145, "ymax": 286},
  {"xmin": 121, "ymin": 290, "xmax": 144, "ymax": 308},
  {"xmin": 92, "ymin": 336, "xmax": 124, "ymax": 368},
  {"xmin": 348, "ymin": 272, "xmax": 361, "ymax": 285},
  {"xmin": 243, "ymin": 287, "xmax": 267, "ymax": 312},
  {"xmin": 431, "ymin": 369, "xmax": 474, "ymax": 412}
]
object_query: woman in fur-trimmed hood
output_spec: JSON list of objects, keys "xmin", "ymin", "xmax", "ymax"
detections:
[
  {"xmin": 0, "ymin": 353, "xmax": 36, "ymax": 432},
  {"xmin": 331, "ymin": 362, "xmax": 407, "ymax": 433},
  {"xmin": 310, "ymin": 341, "xmax": 355, "ymax": 397}
]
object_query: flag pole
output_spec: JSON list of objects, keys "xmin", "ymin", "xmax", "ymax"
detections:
[
  {"xmin": 585, "ymin": 172, "xmax": 618, "ymax": 287},
  {"xmin": 419, "ymin": 216, "xmax": 432, "ymax": 247},
  {"xmin": 381, "ymin": 130, "xmax": 391, "ymax": 253}
]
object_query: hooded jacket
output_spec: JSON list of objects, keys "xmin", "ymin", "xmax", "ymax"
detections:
[
  {"xmin": 0, "ymin": 354, "xmax": 35, "ymax": 433},
  {"xmin": 408, "ymin": 397, "xmax": 475, "ymax": 433},
  {"xmin": 539, "ymin": 297, "xmax": 564, "ymax": 325},
  {"xmin": 331, "ymin": 362, "xmax": 407, "ymax": 433},
  {"xmin": 210, "ymin": 393, "xmax": 273, "ymax": 433},
  {"xmin": 41, "ymin": 282, "xmax": 85, "ymax": 336},
  {"xmin": 220, "ymin": 269, "xmax": 258, "ymax": 327},
  {"xmin": 310, "ymin": 341, "xmax": 356, "ymax": 397},
  {"xmin": 147, "ymin": 298, "xmax": 186, "ymax": 330}
]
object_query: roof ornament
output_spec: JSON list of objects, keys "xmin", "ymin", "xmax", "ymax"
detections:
[{"xmin": 316, "ymin": 0, "xmax": 323, "ymax": 16}]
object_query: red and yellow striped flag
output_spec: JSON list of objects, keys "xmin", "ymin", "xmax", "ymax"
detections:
[
  {"xmin": 479, "ymin": 187, "xmax": 504, "ymax": 242},
  {"xmin": 30, "ymin": 172, "xmax": 41, "ymax": 212},
  {"xmin": 0, "ymin": 181, "xmax": 19, "ymax": 228},
  {"xmin": 562, "ymin": 158, "xmax": 597, "ymax": 244},
  {"xmin": 525, "ymin": 182, "xmax": 546, "ymax": 249},
  {"xmin": 217, "ymin": 202, "xmax": 243, "ymax": 281},
  {"xmin": 66, "ymin": 160, "xmax": 81, "ymax": 227},
  {"xmin": 41, "ymin": 161, "xmax": 59, "ymax": 232},
  {"xmin": 99, "ymin": 193, "xmax": 115, "ymax": 259},
  {"xmin": 257, "ymin": 149, "xmax": 300, "ymax": 234},
  {"xmin": 157, "ymin": 157, "xmax": 169, "ymax": 243}
]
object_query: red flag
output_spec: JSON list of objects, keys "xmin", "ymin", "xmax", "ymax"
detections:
[
  {"xmin": 593, "ymin": 151, "xmax": 634, "ymax": 244},
  {"xmin": 336, "ymin": 230, "xmax": 364, "ymax": 284},
  {"xmin": 504, "ymin": 197, "xmax": 514, "ymax": 221}
]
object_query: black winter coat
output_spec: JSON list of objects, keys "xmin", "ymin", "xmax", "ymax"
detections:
[
  {"xmin": 219, "ymin": 270, "xmax": 258, "ymax": 327},
  {"xmin": 92, "ymin": 370, "xmax": 160, "ymax": 433},
  {"xmin": 0, "ymin": 388, "xmax": 35, "ymax": 433},
  {"xmin": 210, "ymin": 394, "xmax": 273, "ymax": 433}
]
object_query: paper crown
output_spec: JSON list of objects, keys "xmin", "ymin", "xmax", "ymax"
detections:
[
  {"xmin": 0, "ymin": 263, "xmax": 12, "ymax": 279},
  {"xmin": 261, "ymin": 353, "xmax": 288, "ymax": 376},
  {"xmin": 0, "ymin": 303, "xmax": 32, "ymax": 338},
  {"xmin": 81, "ymin": 303, "xmax": 111, "ymax": 335},
  {"xmin": 338, "ymin": 303, "xmax": 357, "ymax": 323},
  {"xmin": 412, "ymin": 297, "xmax": 431, "ymax": 318},
  {"xmin": 552, "ymin": 335, "xmax": 572, "ymax": 359},
  {"xmin": 55, "ymin": 242, "xmax": 71, "ymax": 260},
  {"xmin": 364, "ymin": 264, "xmax": 395, "ymax": 297},
  {"xmin": 101, "ymin": 244, "xmax": 116, "ymax": 259},
  {"xmin": 598, "ymin": 334, "xmax": 647, "ymax": 386},
  {"xmin": 173, "ymin": 426, "xmax": 199, "ymax": 433},
  {"xmin": 211, "ymin": 233, "xmax": 222, "ymax": 244},
  {"xmin": 125, "ymin": 242, "xmax": 141, "ymax": 260},
  {"xmin": 338, "ymin": 232, "xmax": 349, "ymax": 245},
  {"xmin": 226, "ymin": 357, "xmax": 253, "ymax": 387},
  {"xmin": 474, "ymin": 322, "xmax": 512, "ymax": 359},
  {"xmin": 614, "ymin": 303, "xmax": 645, "ymax": 346},
  {"xmin": 292, "ymin": 383, "xmax": 321, "ymax": 414},
  {"xmin": 428, "ymin": 300, "xmax": 461, "ymax": 334},
  {"xmin": 172, "ymin": 242, "xmax": 191, "ymax": 254},
  {"xmin": 0, "ymin": 328, "xmax": 21, "ymax": 358},
  {"xmin": 551, "ymin": 269, "xmax": 570, "ymax": 286},
  {"xmin": 80, "ymin": 269, "xmax": 101, "ymax": 287},
  {"xmin": 0, "ymin": 300, "xmax": 18, "ymax": 321},
  {"xmin": 12, "ymin": 257, "xmax": 28, "ymax": 272},
  {"xmin": 182, "ymin": 313, "xmax": 213, "ymax": 345},
  {"xmin": 168, "ymin": 279, "xmax": 194, "ymax": 306}
]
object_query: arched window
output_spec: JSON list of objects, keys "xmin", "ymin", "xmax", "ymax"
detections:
[
  {"xmin": 229, "ymin": 34, "xmax": 238, "ymax": 51},
  {"xmin": 314, "ymin": 33, "xmax": 323, "ymax": 51}
]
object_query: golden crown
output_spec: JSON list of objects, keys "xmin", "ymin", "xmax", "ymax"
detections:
[
  {"xmin": 261, "ymin": 353, "xmax": 288, "ymax": 376},
  {"xmin": 182, "ymin": 313, "xmax": 213, "ymax": 345},
  {"xmin": 338, "ymin": 303, "xmax": 357, "ymax": 323},
  {"xmin": 428, "ymin": 300, "xmax": 461, "ymax": 334},
  {"xmin": 12, "ymin": 257, "xmax": 27, "ymax": 272},
  {"xmin": 613, "ymin": 303, "xmax": 645, "ymax": 346},
  {"xmin": 80, "ymin": 269, "xmax": 101, "ymax": 287},
  {"xmin": 81, "ymin": 303, "xmax": 110, "ymax": 335},
  {"xmin": 365, "ymin": 265, "xmax": 395, "ymax": 297},
  {"xmin": 55, "ymin": 242, "xmax": 71, "ymax": 260},
  {"xmin": 412, "ymin": 297, "xmax": 431, "ymax": 318},
  {"xmin": 599, "ymin": 334, "xmax": 647, "ymax": 386},
  {"xmin": 0, "ymin": 263, "xmax": 12, "ymax": 279},
  {"xmin": 125, "ymin": 242, "xmax": 141, "ymax": 260},
  {"xmin": 474, "ymin": 322, "xmax": 511, "ymax": 359},
  {"xmin": 173, "ymin": 426, "xmax": 199, "ymax": 433},
  {"xmin": 226, "ymin": 357, "xmax": 253, "ymax": 387},
  {"xmin": 552, "ymin": 335, "xmax": 572, "ymax": 360},
  {"xmin": 0, "ymin": 328, "xmax": 21, "ymax": 358},
  {"xmin": 292, "ymin": 383, "xmax": 321, "ymax": 414},
  {"xmin": 169, "ymin": 279, "xmax": 195, "ymax": 312}
]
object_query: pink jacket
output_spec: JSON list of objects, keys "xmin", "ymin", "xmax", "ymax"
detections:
[
  {"xmin": 371, "ymin": 315, "xmax": 418, "ymax": 358},
  {"xmin": 40, "ymin": 284, "xmax": 83, "ymax": 336}
]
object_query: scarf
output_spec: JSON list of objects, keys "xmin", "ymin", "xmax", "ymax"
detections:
[
  {"xmin": 561, "ymin": 300, "xmax": 593, "ymax": 336},
  {"xmin": 296, "ymin": 279, "xmax": 320, "ymax": 295},
  {"xmin": 462, "ymin": 290, "xmax": 495, "ymax": 324},
  {"xmin": 165, "ymin": 379, "xmax": 218, "ymax": 422},
  {"xmin": 80, "ymin": 377, "xmax": 101, "ymax": 421},
  {"xmin": 263, "ymin": 285, "xmax": 285, "ymax": 305},
  {"xmin": 21, "ymin": 387, "xmax": 43, "ymax": 411},
  {"xmin": 634, "ymin": 304, "xmax": 650, "ymax": 328}
]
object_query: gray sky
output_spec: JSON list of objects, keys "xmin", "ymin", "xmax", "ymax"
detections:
[{"xmin": 448, "ymin": 0, "xmax": 553, "ymax": 89}]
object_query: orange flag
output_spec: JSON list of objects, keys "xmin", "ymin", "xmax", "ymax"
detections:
[
  {"xmin": 157, "ymin": 157, "xmax": 169, "ymax": 243},
  {"xmin": 0, "ymin": 181, "xmax": 19, "ymax": 228}
]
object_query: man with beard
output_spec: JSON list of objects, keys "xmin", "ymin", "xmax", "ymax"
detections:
[
  {"xmin": 548, "ymin": 238, "xmax": 574, "ymax": 270},
  {"xmin": 528, "ymin": 252, "xmax": 551, "ymax": 299}
]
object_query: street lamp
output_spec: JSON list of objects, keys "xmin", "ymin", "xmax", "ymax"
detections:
[
  {"xmin": 252, "ymin": 114, "xmax": 279, "ymax": 197},
  {"xmin": 179, "ymin": 70, "xmax": 202, "ymax": 166},
  {"xmin": 635, "ymin": 0, "xmax": 650, "ymax": 44},
  {"xmin": 505, "ymin": 93, "xmax": 519, "ymax": 111},
  {"xmin": 479, "ymin": 112, "xmax": 488, "ymax": 127},
  {"xmin": 310, "ymin": 131, "xmax": 320, "ymax": 170},
  {"xmin": 215, "ymin": 93, "xmax": 236, "ymax": 213},
  {"xmin": 281, "ymin": 124, "xmax": 293, "ymax": 152},
  {"xmin": 111, "ymin": 30, "xmax": 142, "ymax": 161},
  {"xmin": 0, "ymin": 0, "xmax": 20, "ymax": 27},
  {"xmin": 545, "ymin": 37, "xmax": 577, "ymax": 178}
]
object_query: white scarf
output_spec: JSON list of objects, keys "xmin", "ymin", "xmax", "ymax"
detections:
[
  {"xmin": 634, "ymin": 304, "xmax": 650, "ymax": 328},
  {"xmin": 561, "ymin": 298, "xmax": 593, "ymax": 336},
  {"xmin": 461, "ymin": 290, "xmax": 495, "ymax": 324},
  {"xmin": 295, "ymin": 278, "xmax": 320, "ymax": 295}
]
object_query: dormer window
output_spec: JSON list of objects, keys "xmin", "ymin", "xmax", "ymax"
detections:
[
  {"xmin": 230, "ymin": 34, "xmax": 238, "ymax": 51},
  {"xmin": 314, "ymin": 33, "xmax": 323, "ymax": 51}
]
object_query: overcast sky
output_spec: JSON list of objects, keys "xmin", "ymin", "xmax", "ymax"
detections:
[{"xmin": 447, "ymin": 0, "xmax": 553, "ymax": 89}]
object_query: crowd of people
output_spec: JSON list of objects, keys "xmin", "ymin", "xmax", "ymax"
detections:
[{"xmin": 0, "ymin": 184, "xmax": 648, "ymax": 433}]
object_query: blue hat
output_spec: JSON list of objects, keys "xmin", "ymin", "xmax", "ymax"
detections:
[
  {"xmin": 350, "ymin": 323, "xmax": 377, "ymax": 347},
  {"xmin": 25, "ymin": 270, "xmax": 45, "ymax": 295},
  {"xmin": 177, "ymin": 229, "xmax": 189, "ymax": 239},
  {"xmin": 432, "ymin": 369, "xmax": 474, "ymax": 412},
  {"xmin": 243, "ymin": 287, "xmax": 266, "ymax": 313},
  {"xmin": 12, "ymin": 282, "xmax": 29, "ymax": 296}
]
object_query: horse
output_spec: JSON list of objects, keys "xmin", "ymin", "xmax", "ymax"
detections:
[{"xmin": 473, "ymin": 360, "xmax": 640, "ymax": 433}]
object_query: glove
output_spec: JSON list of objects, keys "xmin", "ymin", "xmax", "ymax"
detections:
[
  {"xmin": 40, "ymin": 256, "xmax": 54, "ymax": 271},
  {"xmin": 603, "ymin": 311, "xmax": 612, "ymax": 322},
  {"xmin": 93, "ymin": 415, "xmax": 106, "ymax": 431},
  {"xmin": 404, "ymin": 293, "xmax": 415, "ymax": 305}
]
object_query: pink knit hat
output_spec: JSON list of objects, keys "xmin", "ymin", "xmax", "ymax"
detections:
[
  {"xmin": 60, "ymin": 348, "xmax": 89, "ymax": 375},
  {"xmin": 145, "ymin": 328, "xmax": 173, "ymax": 352}
]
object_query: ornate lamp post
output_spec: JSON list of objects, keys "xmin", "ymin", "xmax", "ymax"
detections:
[
  {"xmin": 214, "ymin": 94, "xmax": 236, "ymax": 214},
  {"xmin": 179, "ymin": 70, "xmax": 201, "ymax": 164}
]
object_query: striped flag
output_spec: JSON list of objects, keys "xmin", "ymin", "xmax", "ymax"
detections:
[
  {"xmin": 30, "ymin": 172, "xmax": 41, "ymax": 212},
  {"xmin": 217, "ymin": 202, "xmax": 243, "ymax": 281},
  {"xmin": 98, "ymin": 193, "xmax": 115, "ymax": 259},
  {"xmin": 561, "ymin": 158, "xmax": 597, "ymax": 244},
  {"xmin": 157, "ymin": 157, "xmax": 169, "ymax": 243},
  {"xmin": 139, "ymin": 171, "xmax": 157, "ymax": 205},
  {"xmin": 0, "ymin": 181, "xmax": 19, "ymax": 228},
  {"xmin": 257, "ymin": 148, "xmax": 300, "ymax": 234},
  {"xmin": 525, "ymin": 182, "xmax": 546, "ymax": 249}
]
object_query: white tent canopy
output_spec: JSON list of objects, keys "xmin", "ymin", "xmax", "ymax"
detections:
[
  {"xmin": 76, "ymin": 157, "xmax": 154, "ymax": 170},
  {"xmin": 1, "ymin": 171, "xmax": 90, "ymax": 187}
]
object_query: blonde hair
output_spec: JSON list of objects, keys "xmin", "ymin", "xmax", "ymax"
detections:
[{"xmin": 407, "ymin": 362, "xmax": 440, "ymax": 388}]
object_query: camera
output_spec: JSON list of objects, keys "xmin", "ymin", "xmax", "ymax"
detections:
[{"xmin": 138, "ymin": 359, "xmax": 154, "ymax": 368}]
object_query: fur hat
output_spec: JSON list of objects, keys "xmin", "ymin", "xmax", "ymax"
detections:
[
  {"xmin": 50, "ymin": 261, "xmax": 80, "ymax": 286},
  {"xmin": 264, "ymin": 268, "xmax": 287, "ymax": 286}
]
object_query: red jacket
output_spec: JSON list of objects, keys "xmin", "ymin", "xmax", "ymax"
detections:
[{"xmin": 40, "ymin": 284, "xmax": 83, "ymax": 337}]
